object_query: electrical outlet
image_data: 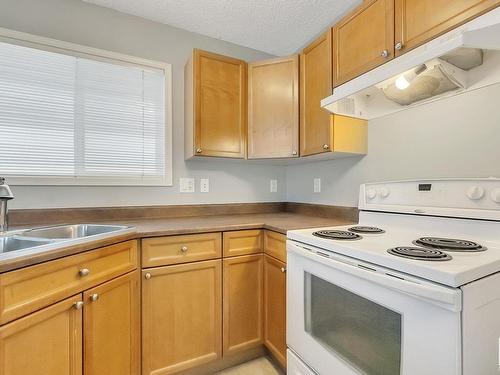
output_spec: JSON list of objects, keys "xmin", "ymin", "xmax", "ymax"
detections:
[
  {"xmin": 270, "ymin": 179, "xmax": 278, "ymax": 193},
  {"xmin": 314, "ymin": 178, "xmax": 321, "ymax": 193},
  {"xmin": 200, "ymin": 178, "xmax": 209, "ymax": 193},
  {"xmin": 179, "ymin": 177, "xmax": 195, "ymax": 193}
]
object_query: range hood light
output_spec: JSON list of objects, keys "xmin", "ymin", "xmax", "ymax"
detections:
[
  {"xmin": 395, "ymin": 75, "xmax": 410, "ymax": 90},
  {"xmin": 320, "ymin": 6, "xmax": 500, "ymax": 120}
]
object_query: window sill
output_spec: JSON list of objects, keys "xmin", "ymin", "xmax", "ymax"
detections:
[{"xmin": 4, "ymin": 176, "xmax": 173, "ymax": 187}]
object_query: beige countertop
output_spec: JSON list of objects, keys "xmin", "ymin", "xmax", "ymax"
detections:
[
  {"xmin": 0, "ymin": 212, "xmax": 355, "ymax": 273},
  {"xmin": 126, "ymin": 212, "xmax": 354, "ymax": 237}
]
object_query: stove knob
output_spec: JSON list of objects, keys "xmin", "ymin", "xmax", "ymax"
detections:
[
  {"xmin": 467, "ymin": 186, "xmax": 484, "ymax": 200},
  {"xmin": 366, "ymin": 188, "xmax": 377, "ymax": 200},
  {"xmin": 379, "ymin": 187, "xmax": 390, "ymax": 199},
  {"xmin": 491, "ymin": 188, "xmax": 500, "ymax": 203}
]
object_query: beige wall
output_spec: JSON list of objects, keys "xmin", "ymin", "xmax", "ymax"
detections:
[
  {"xmin": 286, "ymin": 82, "xmax": 500, "ymax": 206},
  {"xmin": 0, "ymin": 0, "xmax": 285, "ymax": 209}
]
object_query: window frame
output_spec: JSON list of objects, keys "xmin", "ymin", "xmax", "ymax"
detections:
[{"xmin": 0, "ymin": 27, "xmax": 173, "ymax": 186}]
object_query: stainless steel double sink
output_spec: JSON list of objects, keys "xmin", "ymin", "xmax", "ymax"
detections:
[{"xmin": 0, "ymin": 224, "xmax": 134, "ymax": 258}]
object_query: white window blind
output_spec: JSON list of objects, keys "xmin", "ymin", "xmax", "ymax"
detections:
[{"xmin": 0, "ymin": 40, "xmax": 169, "ymax": 185}]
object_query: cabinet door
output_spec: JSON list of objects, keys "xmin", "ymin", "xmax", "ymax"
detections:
[
  {"xmin": 300, "ymin": 30, "xmax": 334, "ymax": 156},
  {"xmin": 248, "ymin": 56, "xmax": 299, "ymax": 158},
  {"xmin": 194, "ymin": 49, "xmax": 247, "ymax": 158},
  {"xmin": 263, "ymin": 255, "xmax": 286, "ymax": 368},
  {"xmin": 0, "ymin": 295, "xmax": 83, "ymax": 375},
  {"xmin": 223, "ymin": 254, "xmax": 264, "ymax": 355},
  {"xmin": 333, "ymin": 0, "xmax": 395, "ymax": 87},
  {"xmin": 142, "ymin": 260, "xmax": 222, "ymax": 375},
  {"xmin": 395, "ymin": 0, "xmax": 500, "ymax": 55},
  {"xmin": 83, "ymin": 271, "xmax": 140, "ymax": 375}
]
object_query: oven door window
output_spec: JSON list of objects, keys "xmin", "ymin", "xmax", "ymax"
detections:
[{"xmin": 305, "ymin": 273, "xmax": 402, "ymax": 375}]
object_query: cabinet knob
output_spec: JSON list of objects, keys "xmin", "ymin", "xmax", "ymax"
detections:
[
  {"xmin": 73, "ymin": 301, "xmax": 84, "ymax": 310},
  {"xmin": 292, "ymin": 150, "xmax": 297, "ymax": 156},
  {"xmin": 322, "ymin": 144, "xmax": 329, "ymax": 150},
  {"xmin": 89, "ymin": 293, "xmax": 99, "ymax": 302},
  {"xmin": 280, "ymin": 267, "xmax": 287, "ymax": 273},
  {"xmin": 381, "ymin": 49, "xmax": 389, "ymax": 58},
  {"xmin": 181, "ymin": 245, "xmax": 188, "ymax": 253},
  {"xmin": 395, "ymin": 42, "xmax": 403, "ymax": 51},
  {"xmin": 78, "ymin": 268, "xmax": 90, "ymax": 277},
  {"xmin": 196, "ymin": 148, "xmax": 202, "ymax": 154},
  {"xmin": 144, "ymin": 273, "xmax": 152, "ymax": 280}
]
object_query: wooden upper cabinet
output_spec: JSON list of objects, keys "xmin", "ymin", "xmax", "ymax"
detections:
[
  {"xmin": 185, "ymin": 49, "xmax": 247, "ymax": 159},
  {"xmin": 83, "ymin": 271, "xmax": 140, "ymax": 375},
  {"xmin": 0, "ymin": 295, "xmax": 83, "ymax": 375},
  {"xmin": 395, "ymin": 0, "xmax": 500, "ymax": 55},
  {"xmin": 248, "ymin": 56, "xmax": 299, "ymax": 158},
  {"xmin": 300, "ymin": 30, "xmax": 334, "ymax": 156},
  {"xmin": 333, "ymin": 0, "xmax": 395, "ymax": 87}
]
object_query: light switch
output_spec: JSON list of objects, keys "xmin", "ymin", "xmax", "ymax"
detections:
[
  {"xmin": 314, "ymin": 178, "xmax": 321, "ymax": 193},
  {"xmin": 270, "ymin": 179, "xmax": 278, "ymax": 193},
  {"xmin": 179, "ymin": 178, "xmax": 195, "ymax": 193},
  {"xmin": 200, "ymin": 178, "xmax": 209, "ymax": 193}
]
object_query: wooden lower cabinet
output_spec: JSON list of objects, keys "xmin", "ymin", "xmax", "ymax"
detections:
[
  {"xmin": 83, "ymin": 271, "xmax": 140, "ymax": 375},
  {"xmin": 223, "ymin": 254, "xmax": 264, "ymax": 355},
  {"xmin": 142, "ymin": 260, "xmax": 222, "ymax": 375},
  {"xmin": 264, "ymin": 254, "xmax": 287, "ymax": 368},
  {"xmin": 0, "ymin": 294, "xmax": 83, "ymax": 375}
]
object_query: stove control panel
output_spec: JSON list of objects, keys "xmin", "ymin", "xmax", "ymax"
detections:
[{"xmin": 359, "ymin": 178, "xmax": 500, "ymax": 221}]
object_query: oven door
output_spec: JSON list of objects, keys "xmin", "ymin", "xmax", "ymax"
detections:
[{"xmin": 287, "ymin": 240, "xmax": 462, "ymax": 375}]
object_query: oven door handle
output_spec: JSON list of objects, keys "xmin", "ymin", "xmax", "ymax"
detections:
[{"xmin": 288, "ymin": 241, "xmax": 462, "ymax": 312}]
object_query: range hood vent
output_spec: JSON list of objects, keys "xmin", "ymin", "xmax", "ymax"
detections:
[{"xmin": 321, "ymin": 8, "xmax": 500, "ymax": 120}]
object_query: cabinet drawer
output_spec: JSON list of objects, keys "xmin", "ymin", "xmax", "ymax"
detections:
[
  {"xmin": 223, "ymin": 230, "xmax": 263, "ymax": 257},
  {"xmin": 264, "ymin": 231, "xmax": 287, "ymax": 263},
  {"xmin": 142, "ymin": 233, "xmax": 222, "ymax": 267},
  {"xmin": 0, "ymin": 240, "xmax": 138, "ymax": 325}
]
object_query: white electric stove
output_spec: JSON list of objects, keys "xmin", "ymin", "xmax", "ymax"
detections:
[{"xmin": 286, "ymin": 178, "xmax": 500, "ymax": 375}]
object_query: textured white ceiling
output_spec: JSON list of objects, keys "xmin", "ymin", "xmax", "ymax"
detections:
[{"xmin": 82, "ymin": 0, "xmax": 361, "ymax": 56}]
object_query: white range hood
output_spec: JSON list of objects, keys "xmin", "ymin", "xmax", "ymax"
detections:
[{"xmin": 321, "ymin": 7, "xmax": 500, "ymax": 120}]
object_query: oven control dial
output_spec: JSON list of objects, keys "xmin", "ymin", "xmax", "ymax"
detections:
[
  {"xmin": 467, "ymin": 186, "xmax": 485, "ymax": 200},
  {"xmin": 491, "ymin": 188, "xmax": 500, "ymax": 203},
  {"xmin": 379, "ymin": 187, "xmax": 390, "ymax": 199},
  {"xmin": 366, "ymin": 188, "xmax": 377, "ymax": 200}
]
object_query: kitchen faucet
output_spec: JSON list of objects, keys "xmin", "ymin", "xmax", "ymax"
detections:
[{"xmin": 0, "ymin": 177, "xmax": 14, "ymax": 233}]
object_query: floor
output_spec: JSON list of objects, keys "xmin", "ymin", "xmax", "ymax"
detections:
[{"xmin": 214, "ymin": 357, "xmax": 285, "ymax": 375}]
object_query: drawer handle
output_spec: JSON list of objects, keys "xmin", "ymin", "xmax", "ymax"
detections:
[
  {"xmin": 181, "ymin": 246, "xmax": 188, "ymax": 253},
  {"xmin": 89, "ymin": 293, "xmax": 99, "ymax": 302},
  {"xmin": 280, "ymin": 267, "xmax": 287, "ymax": 273},
  {"xmin": 73, "ymin": 301, "xmax": 84, "ymax": 310},
  {"xmin": 145, "ymin": 273, "xmax": 152, "ymax": 280},
  {"xmin": 78, "ymin": 268, "xmax": 90, "ymax": 277}
]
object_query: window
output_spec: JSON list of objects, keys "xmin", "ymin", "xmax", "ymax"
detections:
[{"xmin": 0, "ymin": 29, "xmax": 172, "ymax": 185}]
